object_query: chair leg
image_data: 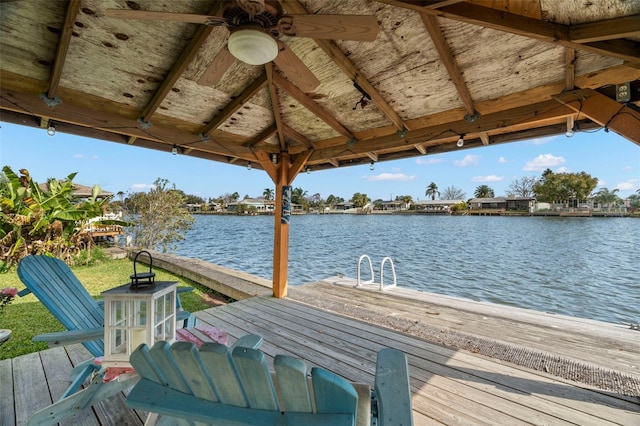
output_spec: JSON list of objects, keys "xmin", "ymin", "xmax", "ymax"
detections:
[
  {"xmin": 61, "ymin": 361, "xmax": 101, "ymax": 399},
  {"xmin": 28, "ymin": 371, "xmax": 139, "ymax": 426}
]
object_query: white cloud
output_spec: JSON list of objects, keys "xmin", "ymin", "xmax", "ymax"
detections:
[
  {"xmin": 498, "ymin": 156, "xmax": 507, "ymax": 163},
  {"xmin": 523, "ymin": 153, "xmax": 565, "ymax": 171},
  {"xmin": 366, "ymin": 173, "xmax": 417, "ymax": 182},
  {"xmin": 471, "ymin": 175, "xmax": 504, "ymax": 183},
  {"xmin": 616, "ymin": 179, "xmax": 640, "ymax": 191},
  {"xmin": 416, "ymin": 157, "xmax": 444, "ymax": 165},
  {"xmin": 130, "ymin": 183, "xmax": 154, "ymax": 191},
  {"xmin": 454, "ymin": 154, "xmax": 480, "ymax": 167}
]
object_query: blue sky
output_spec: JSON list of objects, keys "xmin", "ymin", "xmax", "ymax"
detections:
[{"xmin": 1, "ymin": 121, "xmax": 639, "ymax": 201}]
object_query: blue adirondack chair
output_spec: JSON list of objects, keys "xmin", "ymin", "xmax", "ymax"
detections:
[
  {"xmin": 15, "ymin": 254, "xmax": 200, "ymax": 425},
  {"xmin": 126, "ymin": 342, "xmax": 413, "ymax": 426}
]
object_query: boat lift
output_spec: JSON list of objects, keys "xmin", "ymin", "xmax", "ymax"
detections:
[{"xmin": 356, "ymin": 254, "xmax": 397, "ymax": 291}]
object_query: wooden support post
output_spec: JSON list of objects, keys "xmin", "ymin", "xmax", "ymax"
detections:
[{"xmin": 272, "ymin": 153, "xmax": 291, "ymax": 298}]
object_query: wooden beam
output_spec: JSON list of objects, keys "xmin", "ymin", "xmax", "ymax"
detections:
[
  {"xmin": 139, "ymin": 3, "xmax": 224, "ymax": 123},
  {"xmin": 308, "ymin": 99, "xmax": 574, "ymax": 161},
  {"xmin": 420, "ymin": 13, "xmax": 476, "ymax": 117},
  {"xmin": 266, "ymin": 63, "xmax": 287, "ymax": 150},
  {"xmin": 553, "ymin": 89, "xmax": 640, "ymax": 146},
  {"xmin": 253, "ymin": 150, "xmax": 278, "ymax": 182},
  {"xmin": 288, "ymin": 150, "xmax": 312, "ymax": 184},
  {"xmin": 46, "ymin": 0, "xmax": 81, "ymax": 100},
  {"xmin": 284, "ymin": 0, "xmax": 407, "ymax": 132},
  {"xmin": 414, "ymin": 144, "xmax": 426, "ymax": 154},
  {"xmin": 366, "ymin": 152, "xmax": 379, "ymax": 162},
  {"xmin": 244, "ymin": 124, "xmax": 277, "ymax": 148},
  {"xmin": 201, "ymin": 73, "xmax": 268, "ymax": 137},
  {"xmin": 283, "ymin": 125, "xmax": 316, "ymax": 150},
  {"xmin": 273, "ymin": 71, "xmax": 355, "ymax": 140},
  {"xmin": 569, "ymin": 14, "xmax": 640, "ymax": 43},
  {"xmin": 328, "ymin": 158, "xmax": 339, "ymax": 167},
  {"xmin": 479, "ymin": 131, "xmax": 490, "ymax": 145}
]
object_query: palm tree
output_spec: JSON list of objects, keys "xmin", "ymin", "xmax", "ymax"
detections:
[
  {"xmin": 425, "ymin": 182, "xmax": 439, "ymax": 200},
  {"xmin": 592, "ymin": 187, "xmax": 620, "ymax": 212},
  {"xmin": 474, "ymin": 185, "xmax": 495, "ymax": 198},
  {"xmin": 263, "ymin": 188, "xmax": 274, "ymax": 201}
]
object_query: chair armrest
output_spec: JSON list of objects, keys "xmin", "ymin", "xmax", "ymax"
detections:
[
  {"xmin": 32, "ymin": 327, "xmax": 104, "ymax": 346},
  {"xmin": 375, "ymin": 348, "xmax": 413, "ymax": 426},
  {"xmin": 18, "ymin": 288, "xmax": 32, "ymax": 297},
  {"xmin": 177, "ymin": 287, "xmax": 193, "ymax": 294}
]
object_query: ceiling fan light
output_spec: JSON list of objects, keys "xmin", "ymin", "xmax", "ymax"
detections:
[{"xmin": 228, "ymin": 29, "xmax": 278, "ymax": 65}]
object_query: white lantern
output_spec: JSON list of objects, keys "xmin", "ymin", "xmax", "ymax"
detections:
[{"xmin": 102, "ymin": 281, "xmax": 178, "ymax": 367}]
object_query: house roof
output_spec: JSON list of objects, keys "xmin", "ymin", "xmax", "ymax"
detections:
[
  {"xmin": 38, "ymin": 181, "xmax": 114, "ymax": 199},
  {"xmin": 1, "ymin": 0, "xmax": 638, "ymax": 176},
  {"xmin": 414, "ymin": 199, "xmax": 465, "ymax": 205}
]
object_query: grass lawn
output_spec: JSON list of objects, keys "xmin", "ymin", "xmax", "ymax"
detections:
[{"xmin": 0, "ymin": 256, "xmax": 227, "ymax": 360}]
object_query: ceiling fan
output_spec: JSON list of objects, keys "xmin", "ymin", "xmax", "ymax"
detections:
[{"xmin": 104, "ymin": 0, "xmax": 380, "ymax": 92}]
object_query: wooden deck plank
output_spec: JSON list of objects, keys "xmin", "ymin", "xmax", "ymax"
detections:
[
  {"xmin": 0, "ymin": 358, "xmax": 16, "ymax": 426},
  {"xmin": 12, "ymin": 352, "xmax": 53, "ymax": 425}
]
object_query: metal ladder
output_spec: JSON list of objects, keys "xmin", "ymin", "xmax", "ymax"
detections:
[{"xmin": 356, "ymin": 255, "xmax": 397, "ymax": 290}]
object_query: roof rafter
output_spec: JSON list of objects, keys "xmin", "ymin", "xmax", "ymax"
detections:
[
  {"xmin": 420, "ymin": 13, "xmax": 477, "ymax": 118},
  {"xmin": 139, "ymin": 3, "xmax": 225, "ymax": 123},
  {"xmin": 284, "ymin": 0, "xmax": 407, "ymax": 132},
  {"xmin": 46, "ymin": 0, "xmax": 81, "ymax": 101},
  {"xmin": 265, "ymin": 63, "xmax": 287, "ymax": 151},
  {"xmin": 201, "ymin": 73, "xmax": 268, "ymax": 137}
]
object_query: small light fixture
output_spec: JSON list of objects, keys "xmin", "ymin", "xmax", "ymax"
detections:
[
  {"xmin": 306, "ymin": 166, "xmax": 311, "ymax": 174},
  {"xmin": 271, "ymin": 153, "xmax": 278, "ymax": 164},
  {"xmin": 228, "ymin": 29, "xmax": 278, "ymax": 65},
  {"xmin": 247, "ymin": 162, "xmax": 252, "ymax": 170},
  {"xmin": 171, "ymin": 145, "xmax": 178, "ymax": 155},
  {"xmin": 456, "ymin": 135, "xmax": 464, "ymax": 148},
  {"xmin": 565, "ymin": 126, "xmax": 576, "ymax": 138},
  {"xmin": 370, "ymin": 161, "xmax": 375, "ymax": 171},
  {"xmin": 46, "ymin": 122, "xmax": 56, "ymax": 136}
]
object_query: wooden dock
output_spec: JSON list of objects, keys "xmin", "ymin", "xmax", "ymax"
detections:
[{"xmin": 2, "ymin": 277, "xmax": 639, "ymax": 425}]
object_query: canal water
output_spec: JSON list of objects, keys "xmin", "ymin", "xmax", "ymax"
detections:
[{"xmin": 174, "ymin": 214, "xmax": 639, "ymax": 325}]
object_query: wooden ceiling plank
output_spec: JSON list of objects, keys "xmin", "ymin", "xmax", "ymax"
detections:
[
  {"xmin": 569, "ymin": 14, "xmax": 640, "ymax": 44},
  {"xmin": 414, "ymin": 144, "xmax": 427, "ymax": 154},
  {"xmin": 266, "ymin": 63, "xmax": 287, "ymax": 150},
  {"xmin": 283, "ymin": 125, "xmax": 316, "ymax": 150},
  {"xmin": 565, "ymin": 48, "xmax": 575, "ymax": 91},
  {"xmin": 201, "ymin": 73, "xmax": 268, "ymax": 137},
  {"xmin": 553, "ymin": 88, "xmax": 640, "ymax": 146},
  {"xmin": 140, "ymin": 3, "xmax": 224, "ymax": 123},
  {"xmin": 285, "ymin": 0, "xmax": 406, "ymax": 132},
  {"xmin": 380, "ymin": 1, "xmax": 640, "ymax": 63},
  {"xmin": 273, "ymin": 71, "xmax": 355, "ymax": 139},
  {"xmin": 46, "ymin": 0, "xmax": 81, "ymax": 100},
  {"xmin": 420, "ymin": 13, "xmax": 476, "ymax": 117}
]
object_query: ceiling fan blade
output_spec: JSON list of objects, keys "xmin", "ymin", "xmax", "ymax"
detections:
[
  {"xmin": 277, "ymin": 15, "xmax": 379, "ymax": 41},
  {"xmin": 198, "ymin": 46, "xmax": 236, "ymax": 86},
  {"xmin": 273, "ymin": 41, "xmax": 320, "ymax": 92},
  {"xmin": 103, "ymin": 9, "xmax": 227, "ymax": 26}
]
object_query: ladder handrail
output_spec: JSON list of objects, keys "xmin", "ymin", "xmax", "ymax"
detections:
[
  {"xmin": 379, "ymin": 257, "xmax": 397, "ymax": 290},
  {"xmin": 356, "ymin": 255, "xmax": 375, "ymax": 287}
]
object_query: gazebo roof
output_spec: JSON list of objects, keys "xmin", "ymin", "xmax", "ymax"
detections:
[{"xmin": 1, "ymin": 0, "xmax": 638, "ymax": 176}]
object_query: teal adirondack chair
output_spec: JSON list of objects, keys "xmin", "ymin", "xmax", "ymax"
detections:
[
  {"xmin": 126, "ymin": 342, "xmax": 413, "ymax": 426},
  {"xmin": 15, "ymin": 254, "xmax": 201, "ymax": 425}
]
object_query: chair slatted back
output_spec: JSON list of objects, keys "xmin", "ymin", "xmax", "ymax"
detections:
[
  {"xmin": 128, "ymin": 341, "xmax": 358, "ymax": 426},
  {"xmin": 17, "ymin": 255, "xmax": 104, "ymax": 356}
]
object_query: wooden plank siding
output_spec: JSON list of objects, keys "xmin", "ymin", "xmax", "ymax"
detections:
[{"xmin": 2, "ymin": 283, "xmax": 638, "ymax": 425}]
